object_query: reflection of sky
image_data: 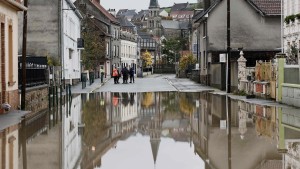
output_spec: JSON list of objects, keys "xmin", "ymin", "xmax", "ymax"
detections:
[{"xmin": 99, "ymin": 133, "xmax": 204, "ymax": 169}]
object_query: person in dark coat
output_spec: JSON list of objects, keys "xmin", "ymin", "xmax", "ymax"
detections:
[
  {"xmin": 122, "ymin": 66, "xmax": 129, "ymax": 84},
  {"xmin": 129, "ymin": 66, "xmax": 135, "ymax": 83}
]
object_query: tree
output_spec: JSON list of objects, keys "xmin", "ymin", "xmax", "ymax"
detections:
[
  {"xmin": 142, "ymin": 50, "xmax": 153, "ymax": 67},
  {"xmin": 179, "ymin": 53, "xmax": 197, "ymax": 71},
  {"xmin": 161, "ymin": 37, "xmax": 188, "ymax": 64},
  {"xmin": 81, "ymin": 19, "xmax": 107, "ymax": 71},
  {"xmin": 286, "ymin": 41, "xmax": 299, "ymax": 65}
]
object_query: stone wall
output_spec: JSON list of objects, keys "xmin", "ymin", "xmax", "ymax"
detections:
[{"xmin": 25, "ymin": 85, "xmax": 49, "ymax": 114}]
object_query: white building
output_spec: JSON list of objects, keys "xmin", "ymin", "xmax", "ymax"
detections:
[
  {"xmin": 62, "ymin": 0, "xmax": 83, "ymax": 85},
  {"xmin": 63, "ymin": 94, "xmax": 82, "ymax": 169},
  {"xmin": 120, "ymin": 30, "xmax": 138, "ymax": 71}
]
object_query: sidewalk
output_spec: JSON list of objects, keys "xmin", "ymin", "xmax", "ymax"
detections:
[{"xmin": 71, "ymin": 76, "xmax": 110, "ymax": 94}]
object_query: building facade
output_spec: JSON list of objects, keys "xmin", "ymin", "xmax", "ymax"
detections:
[
  {"xmin": 0, "ymin": 0, "xmax": 27, "ymax": 114},
  {"xmin": 147, "ymin": 0, "xmax": 161, "ymax": 37},
  {"xmin": 283, "ymin": 0, "xmax": 300, "ymax": 66},
  {"xmin": 18, "ymin": 0, "xmax": 82, "ymax": 85},
  {"xmin": 120, "ymin": 29, "xmax": 138, "ymax": 70},
  {"xmin": 193, "ymin": 0, "xmax": 281, "ymax": 90}
]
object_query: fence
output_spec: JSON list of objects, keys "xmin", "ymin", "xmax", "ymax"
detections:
[
  {"xmin": 18, "ymin": 56, "xmax": 48, "ymax": 88},
  {"xmin": 153, "ymin": 64, "xmax": 176, "ymax": 74}
]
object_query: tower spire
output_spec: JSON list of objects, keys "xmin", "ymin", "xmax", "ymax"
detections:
[{"xmin": 149, "ymin": 0, "xmax": 159, "ymax": 9}]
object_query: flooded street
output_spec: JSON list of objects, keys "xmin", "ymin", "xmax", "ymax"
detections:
[{"xmin": 14, "ymin": 91, "xmax": 300, "ymax": 169}]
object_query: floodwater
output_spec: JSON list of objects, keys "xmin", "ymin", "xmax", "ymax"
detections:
[{"xmin": 12, "ymin": 92, "xmax": 300, "ymax": 169}]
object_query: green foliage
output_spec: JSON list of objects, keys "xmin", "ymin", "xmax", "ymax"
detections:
[
  {"xmin": 161, "ymin": 37, "xmax": 188, "ymax": 64},
  {"xmin": 234, "ymin": 90, "xmax": 247, "ymax": 96},
  {"xmin": 47, "ymin": 56, "xmax": 60, "ymax": 66},
  {"xmin": 81, "ymin": 20, "xmax": 106, "ymax": 71},
  {"xmin": 179, "ymin": 53, "xmax": 196, "ymax": 71},
  {"xmin": 285, "ymin": 15, "xmax": 296, "ymax": 24}
]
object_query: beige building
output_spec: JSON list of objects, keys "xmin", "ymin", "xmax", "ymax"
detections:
[{"xmin": 0, "ymin": 0, "xmax": 27, "ymax": 114}]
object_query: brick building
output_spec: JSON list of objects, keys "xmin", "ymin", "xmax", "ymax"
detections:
[{"xmin": 0, "ymin": 0, "xmax": 27, "ymax": 114}]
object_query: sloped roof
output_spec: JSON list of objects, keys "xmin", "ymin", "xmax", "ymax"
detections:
[
  {"xmin": 171, "ymin": 3, "xmax": 189, "ymax": 12},
  {"xmin": 132, "ymin": 10, "xmax": 149, "ymax": 21},
  {"xmin": 248, "ymin": 0, "xmax": 281, "ymax": 15},
  {"xmin": 161, "ymin": 20, "xmax": 180, "ymax": 29},
  {"xmin": 2, "ymin": 0, "xmax": 27, "ymax": 11},
  {"xmin": 91, "ymin": 1, "xmax": 119, "ymax": 24},
  {"xmin": 118, "ymin": 16, "xmax": 135, "ymax": 27},
  {"xmin": 193, "ymin": 0, "xmax": 280, "ymax": 23}
]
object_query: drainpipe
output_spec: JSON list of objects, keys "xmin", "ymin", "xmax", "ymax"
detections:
[{"xmin": 21, "ymin": 0, "xmax": 28, "ymax": 110}]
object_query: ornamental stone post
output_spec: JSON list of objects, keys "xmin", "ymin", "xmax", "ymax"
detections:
[{"xmin": 237, "ymin": 51, "xmax": 247, "ymax": 91}]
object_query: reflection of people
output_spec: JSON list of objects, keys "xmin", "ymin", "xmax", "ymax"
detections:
[
  {"xmin": 121, "ymin": 93, "xmax": 129, "ymax": 106},
  {"xmin": 130, "ymin": 93, "xmax": 135, "ymax": 105}
]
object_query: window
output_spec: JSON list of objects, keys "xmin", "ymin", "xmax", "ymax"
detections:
[
  {"xmin": 203, "ymin": 22, "xmax": 207, "ymax": 37},
  {"xmin": 106, "ymin": 42, "xmax": 109, "ymax": 56},
  {"xmin": 8, "ymin": 24, "xmax": 13, "ymax": 84},
  {"xmin": 117, "ymin": 46, "xmax": 119, "ymax": 57},
  {"xmin": 113, "ymin": 45, "xmax": 116, "ymax": 57},
  {"xmin": 69, "ymin": 48, "xmax": 73, "ymax": 59}
]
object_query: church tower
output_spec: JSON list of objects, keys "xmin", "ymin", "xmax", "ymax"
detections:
[{"xmin": 148, "ymin": 0, "xmax": 161, "ymax": 37}]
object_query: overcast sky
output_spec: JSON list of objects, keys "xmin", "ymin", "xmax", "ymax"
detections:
[{"xmin": 101, "ymin": 0, "xmax": 197, "ymax": 12}]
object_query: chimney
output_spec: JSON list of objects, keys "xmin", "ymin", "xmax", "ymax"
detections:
[{"xmin": 108, "ymin": 9, "xmax": 116, "ymax": 17}]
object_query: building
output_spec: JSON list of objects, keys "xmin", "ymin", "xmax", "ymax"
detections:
[
  {"xmin": 147, "ymin": 0, "xmax": 161, "ymax": 37},
  {"xmin": 118, "ymin": 17, "xmax": 138, "ymax": 70},
  {"xmin": 75, "ymin": 0, "xmax": 121, "ymax": 77},
  {"xmin": 283, "ymin": 0, "xmax": 300, "ymax": 66},
  {"xmin": 116, "ymin": 9, "xmax": 137, "ymax": 21},
  {"xmin": 0, "ymin": 0, "xmax": 27, "ymax": 114},
  {"xmin": 18, "ymin": 0, "xmax": 82, "ymax": 85},
  {"xmin": 193, "ymin": 0, "xmax": 281, "ymax": 90},
  {"xmin": 169, "ymin": 3, "xmax": 195, "ymax": 21}
]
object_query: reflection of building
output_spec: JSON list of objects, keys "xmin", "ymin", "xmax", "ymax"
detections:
[
  {"xmin": 277, "ymin": 107, "xmax": 300, "ymax": 168},
  {"xmin": 63, "ymin": 94, "xmax": 82, "ymax": 169},
  {"xmin": 192, "ymin": 93, "xmax": 282, "ymax": 169},
  {"xmin": 0, "ymin": 122, "xmax": 19, "ymax": 169}
]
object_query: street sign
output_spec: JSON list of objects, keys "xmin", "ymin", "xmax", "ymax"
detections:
[{"xmin": 220, "ymin": 53, "xmax": 227, "ymax": 63}]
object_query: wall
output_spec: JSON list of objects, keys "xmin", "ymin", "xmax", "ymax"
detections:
[
  {"xmin": 282, "ymin": 84, "xmax": 300, "ymax": 107},
  {"xmin": 207, "ymin": 0, "xmax": 281, "ymax": 51},
  {"xmin": 25, "ymin": 85, "xmax": 49, "ymax": 114},
  {"xmin": 0, "ymin": 1, "xmax": 21, "ymax": 113},
  {"xmin": 62, "ymin": 0, "xmax": 82, "ymax": 84},
  {"xmin": 284, "ymin": 66, "xmax": 300, "ymax": 84},
  {"xmin": 18, "ymin": 0, "xmax": 59, "ymax": 57}
]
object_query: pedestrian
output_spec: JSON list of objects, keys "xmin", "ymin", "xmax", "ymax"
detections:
[
  {"xmin": 117, "ymin": 67, "xmax": 121, "ymax": 84},
  {"xmin": 129, "ymin": 66, "xmax": 135, "ymax": 83},
  {"xmin": 100, "ymin": 67, "xmax": 104, "ymax": 83},
  {"xmin": 122, "ymin": 66, "xmax": 129, "ymax": 84},
  {"xmin": 112, "ymin": 66, "xmax": 119, "ymax": 84}
]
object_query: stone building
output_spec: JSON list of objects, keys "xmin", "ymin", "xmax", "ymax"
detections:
[{"xmin": 147, "ymin": 0, "xmax": 161, "ymax": 37}]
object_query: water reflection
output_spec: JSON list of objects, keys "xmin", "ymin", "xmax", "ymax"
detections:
[{"xmin": 10, "ymin": 91, "xmax": 300, "ymax": 169}]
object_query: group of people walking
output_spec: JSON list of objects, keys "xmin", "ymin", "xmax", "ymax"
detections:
[{"xmin": 112, "ymin": 66, "xmax": 135, "ymax": 84}]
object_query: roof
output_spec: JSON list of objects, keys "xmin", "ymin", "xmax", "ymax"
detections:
[
  {"xmin": 132, "ymin": 10, "xmax": 149, "ymax": 21},
  {"xmin": 193, "ymin": 0, "xmax": 280, "ymax": 23},
  {"xmin": 248, "ymin": 0, "xmax": 281, "ymax": 16},
  {"xmin": 90, "ymin": 1, "xmax": 119, "ymax": 24},
  {"xmin": 149, "ymin": 0, "xmax": 160, "ymax": 9},
  {"xmin": 171, "ymin": 3, "xmax": 189, "ymax": 12},
  {"xmin": 2, "ymin": 0, "xmax": 27, "ymax": 11},
  {"xmin": 161, "ymin": 20, "xmax": 180, "ymax": 29},
  {"xmin": 118, "ymin": 16, "xmax": 135, "ymax": 27}
]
